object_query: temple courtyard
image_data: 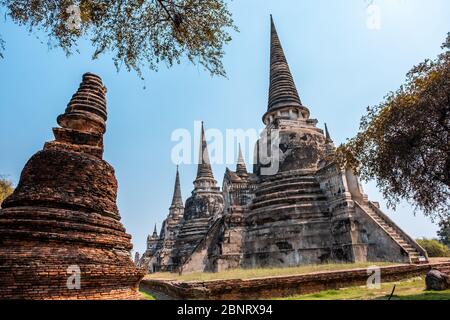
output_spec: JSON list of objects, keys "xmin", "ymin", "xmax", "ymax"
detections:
[
  {"xmin": 139, "ymin": 258, "xmax": 450, "ymax": 300},
  {"xmin": 141, "ymin": 278, "xmax": 450, "ymax": 300}
]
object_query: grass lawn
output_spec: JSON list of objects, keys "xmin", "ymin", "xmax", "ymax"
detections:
[
  {"xmin": 278, "ymin": 277, "xmax": 450, "ymax": 300},
  {"xmin": 145, "ymin": 262, "xmax": 399, "ymax": 282},
  {"xmin": 139, "ymin": 290, "xmax": 156, "ymax": 300}
]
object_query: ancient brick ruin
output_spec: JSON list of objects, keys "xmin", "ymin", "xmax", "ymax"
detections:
[
  {"xmin": 0, "ymin": 73, "xmax": 144, "ymax": 299},
  {"xmin": 139, "ymin": 17, "xmax": 428, "ymax": 274}
]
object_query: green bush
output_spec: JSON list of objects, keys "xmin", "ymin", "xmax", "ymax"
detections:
[{"xmin": 416, "ymin": 238, "xmax": 450, "ymax": 257}]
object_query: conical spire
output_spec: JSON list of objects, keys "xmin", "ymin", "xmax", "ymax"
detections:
[
  {"xmin": 170, "ymin": 166, "xmax": 183, "ymax": 207},
  {"xmin": 153, "ymin": 224, "xmax": 158, "ymax": 237},
  {"xmin": 324, "ymin": 123, "xmax": 333, "ymax": 143},
  {"xmin": 236, "ymin": 144, "xmax": 248, "ymax": 177},
  {"xmin": 196, "ymin": 122, "xmax": 214, "ymax": 180},
  {"xmin": 268, "ymin": 16, "xmax": 303, "ymax": 112}
]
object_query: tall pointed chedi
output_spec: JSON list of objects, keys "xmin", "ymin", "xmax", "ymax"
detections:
[
  {"xmin": 171, "ymin": 122, "xmax": 224, "ymax": 272},
  {"xmin": 263, "ymin": 16, "xmax": 310, "ymax": 124},
  {"xmin": 0, "ymin": 73, "xmax": 144, "ymax": 299}
]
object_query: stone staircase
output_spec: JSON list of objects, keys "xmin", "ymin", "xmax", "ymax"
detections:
[{"xmin": 357, "ymin": 201, "xmax": 428, "ymax": 264}]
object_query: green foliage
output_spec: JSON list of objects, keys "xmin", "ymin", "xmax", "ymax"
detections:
[
  {"xmin": 437, "ymin": 219, "xmax": 450, "ymax": 247},
  {"xmin": 416, "ymin": 238, "xmax": 450, "ymax": 257},
  {"xmin": 0, "ymin": 0, "xmax": 237, "ymax": 78},
  {"xmin": 139, "ymin": 290, "xmax": 156, "ymax": 300},
  {"xmin": 0, "ymin": 176, "xmax": 14, "ymax": 207},
  {"xmin": 335, "ymin": 33, "xmax": 450, "ymax": 221}
]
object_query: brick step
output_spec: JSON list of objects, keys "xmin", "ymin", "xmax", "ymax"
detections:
[
  {"xmin": 179, "ymin": 231, "xmax": 210, "ymax": 237},
  {"xmin": 252, "ymin": 190, "xmax": 326, "ymax": 205},
  {"xmin": 379, "ymin": 229, "xmax": 415, "ymax": 249},
  {"xmin": 379, "ymin": 224, "xmax": 397, "ymax": 233},
  {"xmin": 258, "ymin": 175, "xmax": 317, "ymax": 187},
  {"xmin": 377, "ymin": 225, "xmax": 399, "ymax": 236},
  {"xmin": 178, "ymin": 228, "xmax": 211, "ymax": 235},
  {"xmin": 255, "ymin": 181, "xmax": 320, "ymax": 196},
  {"xmin": 403, "ymin": 246, "xmax": 417, "ymax": 252},
  {"xmin": 249, "ymin": 203, "xmax": 330, "ymax": 217},
  {"xmin": 251, "ymin": 195, "xmax": 328, "ymax": 210},
  {"xmin": 437, "ymin": 267, "xmax": 450, "ymax": 275},
  {"xmin": 255, "ymin": 183, "xmax": 322, "ymax": 197}
]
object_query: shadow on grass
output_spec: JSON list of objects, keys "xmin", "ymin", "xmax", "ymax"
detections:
[
  {"xmin": 378, "ymin": 291, "xmax": 450, "ymax": 300},
  {"xmin": 278, "ymin": 278, "xmax": 450, "ymax": 300}
]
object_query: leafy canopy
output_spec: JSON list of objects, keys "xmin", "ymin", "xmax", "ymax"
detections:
[
  {"xmin": 335, "ymin": 33, "xmax": 450, "ymax": 221},
  {"xmin": 0, "ymin": 0, "xmax": 237, "ymax": 77}
]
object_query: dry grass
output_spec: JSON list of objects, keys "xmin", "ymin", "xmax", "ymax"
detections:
[
  {"xmin": 278, "ymin": 277, "xmax": 450, "ymax": 300},
  {"xmin": 145, "ymin": 262, "xmax": 399, "ymax": 282}
]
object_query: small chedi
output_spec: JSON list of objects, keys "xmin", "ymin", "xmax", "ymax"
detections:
[
  {"xmin": 138, "ymin": 17, "xmax": 428, "ymax": 274},
  {"xmin": 0, "ymin": 73, "xmax": 144, "ymax": 299}
]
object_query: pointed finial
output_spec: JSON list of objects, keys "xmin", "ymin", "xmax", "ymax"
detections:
[
  {"xmin": 237, "ymin": 144, "xmax": 245, "ymax": 163},
  {"xmin": 171, "ymin": 165, "xmax": 183, "ymax": 207},
  {"xmin": 153, "ymin": 224, "xmax": 158, "ymax": 236},
  {"xmin": 268, "ymin": 16, "xmax": 303, "ymax": 112},
  {"xmin": 236, "ymin": 144, "xmax": 248, "ymax": 176},
  {"xmin": 324, "ymin": 123, "xmax": 333, "ymax": 143},
  {"xmin": 195, "ymin": 122, "xmax": 215, "ymax": 180}
]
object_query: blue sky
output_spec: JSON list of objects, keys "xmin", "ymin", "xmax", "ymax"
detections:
[{"xmin": 1, "ymin": 0, "xmax": 449, "ymax": 254}]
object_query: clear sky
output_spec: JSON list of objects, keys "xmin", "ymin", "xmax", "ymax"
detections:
[{"xmin": 1, "ymin": 0, "xmax": 449, "ymax": 255}]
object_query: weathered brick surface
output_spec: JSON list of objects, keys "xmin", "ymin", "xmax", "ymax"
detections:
[
  {"xmin": 0, "ymin": 73, "xmax": 144, "ymax": 300},
  {"xmin": 3, "ymin": 150, "xmax": 119, "ymax": 215},
  {"xmin": 141, "ymin": 262, "xmax": 450, "ymax": 300}
]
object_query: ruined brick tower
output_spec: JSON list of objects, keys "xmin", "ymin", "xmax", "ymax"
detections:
[
  {"xmin": 141, "ymin": 17, "xmax": 428, "ymax": 274},
  {"xmin": 0, "ymin": 73, "xmax": 144, "ymax": 299}
]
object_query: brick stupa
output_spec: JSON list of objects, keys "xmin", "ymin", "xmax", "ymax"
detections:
[{"xmin": 0, "ymin": 73, "xmax": 144, "ymax": 299}]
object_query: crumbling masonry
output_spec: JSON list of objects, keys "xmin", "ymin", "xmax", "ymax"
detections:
[{"xmin": 0, "ymin": 73, "xmax": 144, "ymax": 299}]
